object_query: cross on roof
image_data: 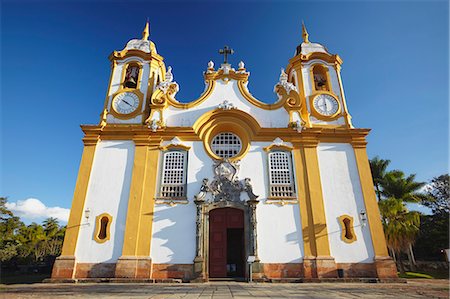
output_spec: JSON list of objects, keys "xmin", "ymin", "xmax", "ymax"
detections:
[{"xmin": 218, "ymin": 45, "xmax": 234, "ymax": 64}]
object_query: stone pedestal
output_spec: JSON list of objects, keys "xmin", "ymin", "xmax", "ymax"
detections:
[
  {"xmin": 316, "ymin": 256, "xmax": 338, "ymax": 278},
  {"xmin": 51, "ymin": 255, "xmax": 76, "ymax": 279},
  {"xmin": 115, "ymin": 256, "xmax": 152, "ymax": 278},
  {"xmin": 302, "ymin": 256, "xmax": 317, "ymax": 279},
  {"xmin": 193, "ymin": 256, "xmax": 205, "ymax": 280},
  {"xmin": 374, "ymin": 256, "xmax": 398, "ymax": 278}
]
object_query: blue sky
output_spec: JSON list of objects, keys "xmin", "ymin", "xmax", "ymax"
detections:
[{"xmin": 1, "ymin": 1, "xmax": 448, "ymax": 223}]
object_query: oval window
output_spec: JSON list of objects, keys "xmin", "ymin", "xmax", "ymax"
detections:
[{"xmin": 211, "ymin": 132, "xmax": 242, "ymax": 158}]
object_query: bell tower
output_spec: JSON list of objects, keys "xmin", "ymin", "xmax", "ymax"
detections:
[
  {"xmin": 286, "ymin": 23, "xmax": 353, "ymax": 128},
  {"xmin": 101, "ymin": 21, "xmax": 167, "ymax": 125}
]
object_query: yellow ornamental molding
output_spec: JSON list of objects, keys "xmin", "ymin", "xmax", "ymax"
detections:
[
  {"xmin": 109, "ymin": 49, "xmax": 164, "ymax": 63},
  {"xmin": 94, "ymin": 213, "xmax": 113, "ymax": 244},
  {"xmin": 338, "ymin": 214, "xmax": 357, "ymax": 244}
]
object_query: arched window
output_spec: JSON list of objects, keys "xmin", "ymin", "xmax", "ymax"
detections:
[
  {"xmin": 124, "ymin": 63, "xmax": 140, "ymax": 89},
  {"xmin": 160, "ymin": 150, "xmax": 188, "ymax": 199},
  {"xmin": 312, "ymin": 65, "xmax": 330, "ymax": 92},
  {"xmin": 268, "ymin": 151, "xmax": 295, "ymax": 198},
  {"xmin": 339, "ymin": 215, "xmax": 357, "ymax": 243},
  {"xmin": 94, "ymin": 213, "xmax": 112, "ymax": 243}
]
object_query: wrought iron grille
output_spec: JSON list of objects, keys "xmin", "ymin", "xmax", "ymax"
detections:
[
  {"xmin": 268, "ymin": 151, "xmax": 295, "ymax": 198},
  {"xmin": 161, "ymin": 151, "xmax": 187, "ymax": 198},
  {"xmin": 211, "ymin": 132, "xmax": 242, "ymax": 158}
]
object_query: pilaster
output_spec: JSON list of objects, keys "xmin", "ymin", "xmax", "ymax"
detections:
[
  {"xmin": 351, "ymin": 137, "xmax": 397, "ymax": 278},
  {"xmin": 115, "ymin": 137, "xmax": 161, "ymax": 278},
  {"xmin": 293, "ymin": 139, "xmax": 337, "ymax": 278},
  {"xmin": 52, "ymin": 137, "xmax": 98, "ymax": 278}
]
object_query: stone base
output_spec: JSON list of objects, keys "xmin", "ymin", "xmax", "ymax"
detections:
[
  {"xmin": 374, "ymin": 256, "xmax": 398, "ymax": 278},
  {"xmin": 152, "ymin": 264, "xmax": 193, "ymax": 281},
  {"xmin": 193, "ymin": 256, "xmax": 204, "ymax": 280},
  {"xmin": 75, "ymin": 263, "xmax": 116, "ymax": 278},
  {"xmin": 303, "ymin": 256, "xmax": 317, "ymax": 279},
  {"xmin": 260, "ymin": 263, "xmax": 303, "ymax": 279},
  {"xmin": 51, "ymin": 256, "xmax": 76, "ymax": 279},
  {"xmin": 316, "ymin": 256, "xmax": 338, "ymax": 278},
  {"xmin": 336, "ymin": 263, "xmax": 377, "ymax": 278},
  {"xmin": 302, "ymin": 256, "xmax": 338, "ymax": 278},
  {"xmin": 115, "ymin": 256, "xmax": 152, "ymax": 279}
]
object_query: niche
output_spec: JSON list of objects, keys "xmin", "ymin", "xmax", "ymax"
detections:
[
  {"xmin": 312, "ymin": 64, "xmax": 331, "ymax": 92},
  {"xmin": 94, "ymin": 213, "xmax": 112, "ymax": 243},
  {"xmin": 338, "ymin": 215, "xmax": 357, "ymax": 243}
]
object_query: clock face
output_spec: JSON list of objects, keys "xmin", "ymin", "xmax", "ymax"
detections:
[
  {"xmin": 112, "ymin": 92, "xmax": 140, "ymax": 115},
  {"xmin": 313, "ymin": 94, "xmax": 339, "ymax": 116}
]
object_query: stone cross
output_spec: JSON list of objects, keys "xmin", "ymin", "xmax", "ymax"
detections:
[{"xmin": 218, "ymin": 45, "xmax": 234, "ymax": 64}]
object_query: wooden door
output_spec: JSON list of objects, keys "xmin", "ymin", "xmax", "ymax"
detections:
[{"xmin": 209, "ymin": 208, "xmax": 244, "ymax": 278}]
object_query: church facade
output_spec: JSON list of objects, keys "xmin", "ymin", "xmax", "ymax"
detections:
[{"xmin": 52, "ymin": 22, "xmax": 398, "ymax": 281}]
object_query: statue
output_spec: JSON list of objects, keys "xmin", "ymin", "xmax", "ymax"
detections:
[
  {"xmin": 194, "ymin": 178, "xmax": 210, "ymax": 202},
  {"xmin": 244, "ymin": 178, "xmax": 259, "ymax": 201}
]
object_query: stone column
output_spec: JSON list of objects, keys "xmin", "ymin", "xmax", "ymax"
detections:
[{"xmin": 193, "ymin": 198, "xmax": 205, "ymax": 280}]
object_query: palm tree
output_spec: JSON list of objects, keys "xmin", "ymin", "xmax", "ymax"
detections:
[
  {"xmin": 369, "ymin": 157, "xmax": 391, "ymax": 201},
  {"xmin": 378, "ymin": 170, "xmax": 428, "ymax": 272},
  {"xmin": 381, "ymin": 170, "xmax": 427, "ymax": 203},
  {"xmin": 43, "ymin": 217, "xmax": 59, "ymax": 238},
  {"xmin": 379, "ymin": 197, "xmax": 420, "ymax": 274}
]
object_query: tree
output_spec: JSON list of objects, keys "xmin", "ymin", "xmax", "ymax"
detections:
[
  {"xmin": 369, "ymin": 157, "xmax": 391, "ymax": 201},
  {"xmin": 423, "ymin": 174, "xmax": 449, "ymax": 215},
  {"xmin": 380, "ymin": 170, "xmax": 427, "ymax": 203},
  {"xmin": 379, "ymin": 197, "xmax": 420, "ymax": 274}
]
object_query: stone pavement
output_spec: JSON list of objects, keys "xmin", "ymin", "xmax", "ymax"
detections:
[{"xmin": 1, "ymin": 280, "xmax": 449, "ymax": 299}]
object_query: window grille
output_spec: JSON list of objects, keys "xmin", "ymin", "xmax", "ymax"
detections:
[
  {"xmin": 211, "ymin": 132, "xmax": 242, "ymax": 158},
  {"xmin": 160, "ymin": 151, "xmax": 187, "ymax": 198},
  {"xmin": 268, "ymin": 151, "xmax": 295, "ymax": 198}
]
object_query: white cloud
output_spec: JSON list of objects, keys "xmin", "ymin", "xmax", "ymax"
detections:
[{"xmin": 5, "ymin": 198, "xmax": 70, "ymax": 223}]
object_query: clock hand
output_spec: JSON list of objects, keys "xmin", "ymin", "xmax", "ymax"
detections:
[{"xmin": 122, "ymin": 99, "xmax": 132, "ymax": 106}]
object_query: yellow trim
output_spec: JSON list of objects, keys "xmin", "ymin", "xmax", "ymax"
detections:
[
  {"xmin": 121, "ymin": 141, "xmax": 161, "ymax": 257},
  {"xmin": 294, "ymin": 142, "xmax": 332, "ymax": 257},
  {"xmin": 120, "ymin": 61, "xmax": 144, "ymax": 91},
  {"xmin": 310, "ymin": 64, "xmax": 332, "ymax": 93},
  {"xmin": 263, "ymin": 144, "xmax": 294, "ymax": 152},
  {"xmin": 159, "ymin": 143, "xmax": 191, "ymax": 151},
  {"xmin": 192, "ymin": 109, "xmax": 259, "ymax": 161},
  {"xmin": 109, "ymin": 90, "xmax": 144, "ymax": 119},
  {"xmin": 292, "ymin": 147, "xmax": 313, "ymax": 257},
  {"xmin": 61, "ymin": 141, "xmax": 98, "ymax": 256},
  {"xmin": 338, "ymin": 214, "xmax": 357, "ymax": 243},
  {"xmin": 93, "ymin": 213, "xmax": 112, "ymax": 244},
  {"xmin": 150, "ymin": 80, "xmax": 216, "ymax": 109},
  {"xmin": 333, "ymin": 63, "xmax": 353, "ymax": 128},
  {"xmin": 309, "ymin": 92, "xmax": 342, "ymax": 121},
  {"xmin": 351, "ymin": 142, "xmax": 390, "ymax": 257}
]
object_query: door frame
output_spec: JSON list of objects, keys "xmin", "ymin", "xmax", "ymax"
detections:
[{"xmin": 203, "ymin": 202, "xmax": 250, "ymax": 280}]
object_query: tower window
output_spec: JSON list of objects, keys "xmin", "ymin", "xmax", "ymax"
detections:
[
  {"xmin": 312, "ymin": 65, "xmax": 330, "ymax": 92},
  {"xmin": 268, "ymin": 151, "xmax": 295, "ymax": 198},
  {"xmin": 160, "ymin": 151, "xmax": 188, "ymax": 198},
  {"xmin": 94, "ymin": 213, "xmax": 112, "ymax": 243},
  {"xmin": 124, "ymin": 64, "xmax": 140, "ymax": 89},
  {"xmin": 339, "ymin": 215, "xmax": 357, "ymax": 243},
  {"xmin": 211, "ymin": 132, "xmax": 242, "ymax": 159}
]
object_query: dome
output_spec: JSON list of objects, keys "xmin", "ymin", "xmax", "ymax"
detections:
[
  {"xmin": 296, "ymin": 41, "xmax": 329, "ymax": 56},
  {"xmin": 123, "ymin": 39, "xmax": 157, "ymax": 54}
]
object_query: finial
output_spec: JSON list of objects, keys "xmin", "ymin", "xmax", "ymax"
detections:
[
  {"xmin": 302, "ymin": 21, "xmax": 309, "ymax": 43},
  {"xmin": 142, "ymin": 19, "xmax": 150, "ymax": 41}
]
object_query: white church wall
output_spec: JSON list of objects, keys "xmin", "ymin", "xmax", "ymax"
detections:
[
  {"xmin": 317, "ymin": 143, "xmax": 374, "ymax": 263},
  {"xmin": 164, "ymin": 79, "xmax": 289, "ymax": 128},
  {"xmin": 150, "ymin": 141, "xmax": 304, "ymax": 264},
  {"xmin": 75, "ymin": 140, "xmax": 135, "ymax": 263},
  {"xmin": 150, "ymin": 141, "xmax": 211, "ymax": 264},
  {"xmin": 241, "ymin": 143, "xmax": 304, "ymax": 264}
]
